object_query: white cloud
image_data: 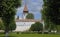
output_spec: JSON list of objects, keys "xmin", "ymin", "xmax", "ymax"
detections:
[{"xmin": 27, "ymin": 0, "xmax": 43, "ymax": 12}]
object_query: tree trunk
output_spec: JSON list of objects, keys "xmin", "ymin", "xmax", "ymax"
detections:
[
  {"xmin": 5, "ymin": 26, "xmax": 9, "ymax": 37},
  {"xmin": 5, "ymin": 32, "xmax": 9, "ymax": 37}
]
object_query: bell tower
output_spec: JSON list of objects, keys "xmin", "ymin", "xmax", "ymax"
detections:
[{"xmin": 23, "ymin": 3, "xmax": 28, "ymax": 19}]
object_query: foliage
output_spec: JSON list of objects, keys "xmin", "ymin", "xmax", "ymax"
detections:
[
  {"xmin": 42, "ymin": 0, "xmax": 60, "ymax": 25},
  {"xmin": 30, "ymin": 22, "xmax": 43, "ymax": 32},
  {"xmin": 0, "ymin": 18, "xmax": 4, "ymax": 30},
  {"xmin": 26, "ymin": 13, "xmax": 34, "ymax": 19},
  {"xmin": 41, "ymin": 0, "xmax": 60, "ymax": 32},
  {"xmin": 9, "ymin": 19, "xmax": 16, "ymax": 31},
  {"xmin": 0, "ymin": 0, "xmax": 21, "ymax": 36}
]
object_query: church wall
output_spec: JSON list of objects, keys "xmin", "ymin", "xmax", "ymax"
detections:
[{"xmin": 15, "ymin": 22, "xmax": 35, "ymax": 32}]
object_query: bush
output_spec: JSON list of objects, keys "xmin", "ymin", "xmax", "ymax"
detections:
[{"xmin": 30, "ymin": 22, "xmax": 43, "ymax": 32}]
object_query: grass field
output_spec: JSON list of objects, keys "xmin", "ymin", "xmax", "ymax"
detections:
[{"xmin": 0, "ymin": 33, "xmax": 60, "ymax": 37}]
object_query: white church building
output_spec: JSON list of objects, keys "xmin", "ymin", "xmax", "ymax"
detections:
[{"xmin": 15, "ymin": 4, "xmax": 44, "ymax": 32}]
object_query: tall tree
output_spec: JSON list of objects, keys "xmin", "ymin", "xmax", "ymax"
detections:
[
  {"xmin": 0, "ymin": 0, "xmax": 21, "ymax": 37},
  {"xmin": 42, "ymin": 0, "xmax": 60, "ymax": 32},
  {"xmin": 42, "ymin": 0, "xmax": 60, "ymax": 25},
  {"xmin": 26, "ymin": 13, "xmax": 34, "ymax": 19}
]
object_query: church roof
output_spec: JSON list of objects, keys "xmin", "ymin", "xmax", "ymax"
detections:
[{"xmin": 16, "ymin": 19, "xmax": 43, "ymax": 22}]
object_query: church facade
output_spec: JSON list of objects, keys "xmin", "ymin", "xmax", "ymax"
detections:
[
  {"xmin": 15, "ymin": 19, "xmax": 42, "ymax": 32},
  {"xmin": 15, "ymin": 4, "xmax": 43, "ymax": 32}
]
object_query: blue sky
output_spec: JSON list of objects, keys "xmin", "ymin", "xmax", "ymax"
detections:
[{"xmin": 16, "ymin": 0, "xmax": 43, "ymax": 20}]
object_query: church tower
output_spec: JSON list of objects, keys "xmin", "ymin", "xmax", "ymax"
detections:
[{"xmin": 23, "ymin": 4, "xmax": 28, "ymax": 19}]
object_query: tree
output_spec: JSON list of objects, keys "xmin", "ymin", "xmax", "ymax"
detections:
[
  {"xmin": 26, "ymin": 13, "xmax": 34, "ymax": 19},
  {"xmin": 0, "ymin": 0, "xmax": 21, "ymax": 37},
  {"xmin": 42, "ymin": 0, "xmax": 60, "ymax": 32},
  {"xmin": 30, "ymin": 22, "xmax": 43, "ymax": 32},
  {"xmin": 0, "ymin": 18, "xmax": 4, "ymax": 30},
  {"xmin": 42, "ymin": 0, "xmax": 60, "ymax": 25},
  {"xmin": 9, "ymin": 19, "xmax": 16, "ymax": 32}
]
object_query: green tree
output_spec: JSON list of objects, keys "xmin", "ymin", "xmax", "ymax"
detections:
[
  {"xmin": 0, "ymin": 18, "xmax": 4, "ymax": 30},
  {"xmin": 42, "ymin": 0, "xmax": 60, "ymax": 25},
  {"xmin": 42, "ymin": 0, "xmax": 60, "ymax": 32},
  {"xmin": 30, "ymin": 22, "xmax": 43, "ymax": 32},
  {"xmin": 9, "ymin": 19, "xmax": 16, "ymax": 32},
  {"xmin": 0, "ymin": 0, "xmax": 21, "ymax": 37},
  {"xmin": 26, "ymin": 13, "xmax": 34, "ymax": 19}
]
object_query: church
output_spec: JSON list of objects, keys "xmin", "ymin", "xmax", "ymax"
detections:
[{"xmin": 15, "ymin": 4, "xmax": 44, "ymax": 32}]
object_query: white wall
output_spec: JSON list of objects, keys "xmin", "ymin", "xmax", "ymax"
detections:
[{"xmin": 15, "ymin": 22, "xmax": 35, "ymax": 31}]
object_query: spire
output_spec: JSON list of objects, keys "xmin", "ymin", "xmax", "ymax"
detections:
[
  {"xmin": 23, "ymin": 0, "xmax": 28, "ymax": 19},
  {"xmin": 23, "ymin": 2, "xmax": 28, "ymax": 13},
  {"xmin": 23, "ymin": 5, "xmax": 28, "ymax": 12}
]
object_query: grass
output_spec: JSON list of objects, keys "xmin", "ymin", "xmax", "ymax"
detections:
[
  {"xmin": 13, "ymin": 34, "xmax": 60, "ymax": 37},
  {"xmin": 0, "ymin": 33, "xmax": 60, "ymax": 37}
]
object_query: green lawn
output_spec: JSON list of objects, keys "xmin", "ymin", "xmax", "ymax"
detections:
[{"xmin": 0, "ymin": 33, "xmax": 60, "ymax": 37}]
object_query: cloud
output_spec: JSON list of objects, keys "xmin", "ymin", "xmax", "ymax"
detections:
[{"xmin": 27, "ymin": 0, "xmax": 43, "ymax": 12}]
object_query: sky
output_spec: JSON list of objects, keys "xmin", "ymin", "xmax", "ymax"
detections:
[{"xmin": 16, "ymin": 0, "xmax": 43, "ymax": 20}]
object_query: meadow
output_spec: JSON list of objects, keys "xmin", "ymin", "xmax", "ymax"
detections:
[{"xmin": 0, "ymin": 33, "xmax": 60, "ymax": 37}]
